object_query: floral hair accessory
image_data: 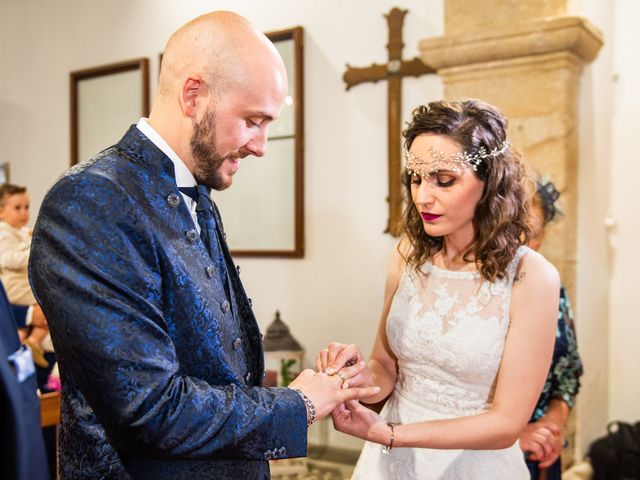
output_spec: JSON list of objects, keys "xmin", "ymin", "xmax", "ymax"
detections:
[{"xmin": 404, "ymin": 141, "xmax": 509, "ymax": 178}]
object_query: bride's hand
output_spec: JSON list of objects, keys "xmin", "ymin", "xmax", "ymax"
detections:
[
  {"xmin": 315, "ymin": 342, "xmax": 375, "ymax": 390},
  {"xmin": 331, "ymin": 400, "xmax": 391, "ymax": 445},
  {"xmin": 316, "ymin": 342, "xmax": 363, "ymax": 372}
]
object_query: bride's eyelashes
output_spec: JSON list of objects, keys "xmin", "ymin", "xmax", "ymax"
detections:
[{"xmin": 409, "ymin": 173, "xmax": 457, "ymax": 188}]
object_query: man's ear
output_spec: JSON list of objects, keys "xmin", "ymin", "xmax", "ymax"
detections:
[{"xmin": 180, "ymin": 76, "xmax": 206, "ymax": 119}]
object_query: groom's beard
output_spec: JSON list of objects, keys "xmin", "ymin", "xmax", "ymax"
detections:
[{"xmin": 191, "ymin": 108, "xmax": 227, "ymax": 190}]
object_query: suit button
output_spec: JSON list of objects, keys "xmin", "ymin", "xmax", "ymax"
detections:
[
  {"xmin": 167, "ymin": 193, "xmax": 181, "ymax": 207},
  {"xmin": 248, "ymin": 298, "xmax": 253, "ymax": 307},
  {"xmin": 233, "ymin": 337, "xmax": 242, "ymax": 351},
  {"xmin": 220, "ymin": 300, "xmax": 230, "ymax": 313},
  {"xmin": 236, "ymin": 265, "xmax": 241, "ymax": 274},
  {"xmin": 244, "ymin": 371, "xmax": 251, "ymax": 383},
  {"xmin": 264, "ymin": 450, "xmax": 272, "ymax": 461},
  {"xmin": 278, "ymin": 446, "xmax": 287, "ymax": 457},
  {"xmin": 206, "ymin": 266, "xmax": 215, "ymax": 278},
  {"xmin": 186, "ymin": 229, "xmax": 198, "ymax": 243}
]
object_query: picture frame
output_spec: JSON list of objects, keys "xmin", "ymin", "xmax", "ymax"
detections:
[
  {"xmin": 0, "ymin": 162, "xmax": 9, "ymax": 184},
  {"xmin": 215, "ymin": 27, "xmax": 305, "ymax": 257},
  {"xmin": 70, "ymin": 58, "xmax": 150, "ymax": 165}
]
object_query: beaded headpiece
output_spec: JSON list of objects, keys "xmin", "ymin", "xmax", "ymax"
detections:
[{"xmin": 404, "ymin": 141, "xmax": 509, "ymax": 178}]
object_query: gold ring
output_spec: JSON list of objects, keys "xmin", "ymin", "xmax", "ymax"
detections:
[
  {"xmin": 345, "ymin": 358, "xmax": 357, "ymax": 367},
  {"xmin": 335, "ymin": 371, "xmax": 346, "ymax": 387}
]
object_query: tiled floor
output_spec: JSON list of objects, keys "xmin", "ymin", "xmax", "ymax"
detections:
[{"xmin": 271, "ymin": 458, "xmax": 355, "ymax": 480}]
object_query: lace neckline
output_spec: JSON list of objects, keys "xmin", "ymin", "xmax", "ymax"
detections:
[
  {"xmin": 416, "ymin": 245, "xmax": 530, "ymax": 282},
  {"xmin": 419, "ymin": 261, "xmax": 482, "ymax": 280}
]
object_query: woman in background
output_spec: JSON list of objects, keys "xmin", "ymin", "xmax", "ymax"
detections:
[{"xmin": 519, "ymin": 177, "xmax": 583, "ymax": 479}]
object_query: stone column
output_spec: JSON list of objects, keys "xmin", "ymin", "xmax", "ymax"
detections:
[
  {"xmin": 419, "ymin": 8, "xmax": 602, "ymax": 299},
  {"xmin": 418, "ymin": 1, "xmax": 603, "ymax": 467}
]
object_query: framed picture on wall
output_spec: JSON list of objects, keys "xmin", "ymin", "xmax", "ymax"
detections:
[
  {"xmin": 215, "ymin": 26, "xmax": 305, "ymax": 257},
  {"xmin": 70, "ymin": 58, "xmax": 150, "ymax": 165},
  {"xmin": 0, "ymin": 162, "xmax": 9, "ymax": 184}
]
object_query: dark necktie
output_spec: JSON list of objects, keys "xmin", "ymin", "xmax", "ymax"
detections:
[{"xmin": 179, "ymin": 185, "xmax": 230, "ymax": 297}]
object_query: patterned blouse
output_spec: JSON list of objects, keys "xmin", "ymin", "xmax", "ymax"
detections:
[{"xmin": 530, "ymin": 285, "xmax": 583, "ymax": 421}]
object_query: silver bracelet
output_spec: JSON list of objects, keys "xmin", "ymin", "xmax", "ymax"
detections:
[
  {"xmin": 291, "ymin": 388, "xmax": 316, "ymax": 427},
  {"xmin": 382, "ymin": 422, "xmax": 396, "ymax": 454}
]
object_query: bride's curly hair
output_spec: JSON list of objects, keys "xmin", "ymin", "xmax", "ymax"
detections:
[{"xmin": 401, "ymin": 99, "xmax": 532, "ymax": 282}]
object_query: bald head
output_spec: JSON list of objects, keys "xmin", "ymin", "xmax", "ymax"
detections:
[
  {"xmin": 157, "ymin": 11, "xmax": 285, "ymax": 101},
  {"xmin": 148, "ymin": 11, "xmax": 288, "ymax": 187}
]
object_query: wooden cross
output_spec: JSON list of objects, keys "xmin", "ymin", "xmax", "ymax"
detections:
[{"xmin": 344, "ymin": 7, "xmax": 435, "ymax": 236}]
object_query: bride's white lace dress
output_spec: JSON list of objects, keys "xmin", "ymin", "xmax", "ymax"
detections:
[{"xmin": 352, "ymin": 246, "xmax": 530, "ymax": 479}]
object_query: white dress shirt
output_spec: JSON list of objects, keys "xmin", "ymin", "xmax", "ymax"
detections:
[{"xmin": 136, "ymin": 118, "xmax": 200, "ymax": 232}]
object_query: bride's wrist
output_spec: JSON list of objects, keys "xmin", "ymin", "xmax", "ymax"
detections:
[
  {"xmin": 372, "ymin": 419, "xmax": 396, "ymax": 446},
  {"xmin": 381, "ymin": 422, "xmax": 396, "ymax": 453}
]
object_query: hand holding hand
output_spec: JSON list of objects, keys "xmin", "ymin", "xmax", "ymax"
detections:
[
  {"xmin": 316, "ymin": 342, "xmax": 375, "ymax": 391},
  {"xmin": 288, "ymin": 369, "xmax": 380, "ymax": 422},
  {"xmin": 331, "ymin": 399, "xmax": 391, "ymax": 445},
  {"xmin": 519, "ymin": 419, "xmax": 563, "ymax": 467}
]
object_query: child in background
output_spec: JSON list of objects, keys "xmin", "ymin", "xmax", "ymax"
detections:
[{"xmin": 0, "ymin": 184, "xmax": 52, "ymax": 367}]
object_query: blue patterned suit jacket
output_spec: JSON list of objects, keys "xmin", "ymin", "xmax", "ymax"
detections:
[{"xmin": 29, "ymin": 126, "xmax": 307, "ymax": 479}]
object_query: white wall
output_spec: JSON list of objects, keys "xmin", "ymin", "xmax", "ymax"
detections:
[
  {"xmin": 575, "ymin": 0, "xmax": 640, "ymax": 456},
  {"xmin": 575, "ymin": 0, "xmax": 614, "ymax": 457},
  {"xmin": 606, "ymin": 0, "xmax": 640, "ymax": 424}
]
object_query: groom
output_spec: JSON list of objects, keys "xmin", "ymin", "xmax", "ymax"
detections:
[{"xmin": 29, "ymin": 11, "xmax": 378, "ymax": 479}]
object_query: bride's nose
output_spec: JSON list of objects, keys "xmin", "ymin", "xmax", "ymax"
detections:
[{"xmin": 413, "ymin": 181, "xmax": 436, "ymax": 207}]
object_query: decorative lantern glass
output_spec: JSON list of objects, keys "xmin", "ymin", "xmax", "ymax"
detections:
[{"xmin": 262, "ymin": 311, "xmax": 304, "ymax": 387}]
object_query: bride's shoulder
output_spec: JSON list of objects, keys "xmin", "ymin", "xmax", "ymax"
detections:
[
  {"xmin": 516, "ymin": 247, "xmax": 559, "ymax": 284},
  {"xmin": 511, "ymin": 248, "xmax": 560, "ymax": 308},
  {"xmin": 381, "ymin": 237, "xmax": 411, "ymax": 300},
  {"xmin": 396, "ymin": 236, "xmax": 414, "ymax": 258},
  {"xmin": 392, "ymin": 237, "xmax": 412, "ymax": 267},
  {"xmin": 386, "ymin": 237, "xmax": 412, "ymax": 282}
]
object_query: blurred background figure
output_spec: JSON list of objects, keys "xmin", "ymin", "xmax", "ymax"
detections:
[
  {"xmin": 1, "ymin": 279, "xmax": 49, "ymax": 480},
  {"xmin": 0, "ymin": 184, "xmax": 58, "ymax": 477},
  {"xmin": 519, "ymin": 176, "xmax": 584, "ymax": 479},
  {"xmin": 0, "ymin": 184, "xmax": 54, "ymax": 370}
]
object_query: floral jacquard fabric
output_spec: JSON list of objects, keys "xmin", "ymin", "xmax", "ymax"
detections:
[
  {"xmin": 530, "ymin": 285, "xmax": 583, "ymax": 422},
  {"xmin": 29, "ymin": 126, "xmax": 307, "ymax": 479},
  {"xmin": 352, "ymin": 247, "xmax": 531, "ymax": 479}
]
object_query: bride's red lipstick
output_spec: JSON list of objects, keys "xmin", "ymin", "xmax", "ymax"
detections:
[{"xmin": 421, "ymin": 212, "xmax": 442, "ymax": 222}]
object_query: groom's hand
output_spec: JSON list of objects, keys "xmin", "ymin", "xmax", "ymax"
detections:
[{"xmin": 289, "ymin": 369, "xmax": 380, "ymax": 421}]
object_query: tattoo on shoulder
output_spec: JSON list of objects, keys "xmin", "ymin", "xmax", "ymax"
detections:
[{"xmin": 515, "ymin": 271, "xmax": 526, "ymax": 282}]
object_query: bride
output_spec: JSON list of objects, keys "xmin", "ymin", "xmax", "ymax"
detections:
[{"xmin": 318, "ymin": 100, "xmax": 559, "ymax": 479}]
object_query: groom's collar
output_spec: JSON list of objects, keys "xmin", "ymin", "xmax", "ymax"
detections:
[{"xmin": 136, "ymin": 118, "xmax": 196, "ymax": 188}]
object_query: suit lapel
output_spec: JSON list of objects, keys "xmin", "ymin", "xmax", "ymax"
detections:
[{"xmin": 117, "ymin": 125, "xmax": 265, "ymax": 383}]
